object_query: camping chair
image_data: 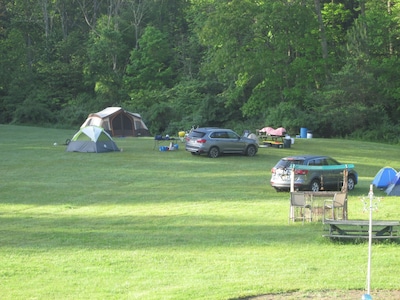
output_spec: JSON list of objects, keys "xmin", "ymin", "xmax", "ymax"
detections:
[
  {"xmin": 289, "ymin": 192, "xmax": 312, "ymax": 224},
  {"xmin": 323, "ymin": 192, "xmax": 347, "ymax": 221}
]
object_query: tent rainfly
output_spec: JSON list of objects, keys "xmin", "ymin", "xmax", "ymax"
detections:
[
  {"xmin": 66, "ymin": 126, "xmax": 120, "ymax": 153},
  {"xmin": 81, "ymin": 107, "xmax": 150, "ymax": 137}
]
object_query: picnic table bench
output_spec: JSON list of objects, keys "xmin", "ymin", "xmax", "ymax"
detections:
[{"xmin": 323, "ymin": 220, "xmax": 399, "ymax": 239}]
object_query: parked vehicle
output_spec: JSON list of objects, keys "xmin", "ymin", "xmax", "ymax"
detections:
[
  {"xmin": 270, "ymin": 155, "xmax": 358, "ymax": 192},
  {"xmin": 185, "ymin": 128, "xmax": 258, "ymax": 158}
]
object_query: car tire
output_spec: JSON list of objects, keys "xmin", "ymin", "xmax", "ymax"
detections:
[
  {"xmin": 208, "ymin": 147, "xmax": 220, "ymax": 158},
  {"xmin": 310, "ymin": 179, "xmax": 320, "ymax": 192},
  {"xmin": 347, "ymin": 176, "xmax": 356, "ymax": 191},
  {"xmin": 246, "ymin": 145, "xmax": 257, "ymax": 157}
]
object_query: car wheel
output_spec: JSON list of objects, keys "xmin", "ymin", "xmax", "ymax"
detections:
[
  {"xmin": 208, "ymin": 147, "xmax": 220, "ymax": 158},
  {"xmin": 347, "ymin": 176, "xmax": 356, "ymax": 191},
  {"xmin": 246, "ymin": 145, "xmax": 257, "ymax": 157},
  {"xmin": 310, "ymin": 179, "xmax": 320, "ymax": 192}
]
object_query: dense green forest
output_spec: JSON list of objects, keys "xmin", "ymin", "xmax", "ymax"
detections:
[{"xmin": 1, "ymin": 0, "xmax": 400, "ymax": 141}]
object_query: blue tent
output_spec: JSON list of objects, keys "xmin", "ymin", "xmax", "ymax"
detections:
[{"xmin": 372, "ymin": 167, "xmax": 397, "ymax": 189}]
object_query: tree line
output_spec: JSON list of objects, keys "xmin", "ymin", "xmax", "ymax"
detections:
[{"xmin": 1, "ymin": 0, "xmax": 400, "ymax": 142}]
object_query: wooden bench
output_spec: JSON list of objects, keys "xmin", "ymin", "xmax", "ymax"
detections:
[{"xmin": 323, "ymin": 220, "xmax": 399, "ymax": 240}]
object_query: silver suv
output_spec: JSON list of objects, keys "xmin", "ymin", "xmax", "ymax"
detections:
[
  {"xmin": 270, "ymin": 155, "xmax": 358, "ymax": 192},
  {"xmin": 185, "ymin": 128, "xmax": 258, "ymax": 158}
]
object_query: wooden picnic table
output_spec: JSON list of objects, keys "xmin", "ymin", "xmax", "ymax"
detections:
[{"xmin": 323, "ymin": 220, "xmax": 399, "ymax": 239}]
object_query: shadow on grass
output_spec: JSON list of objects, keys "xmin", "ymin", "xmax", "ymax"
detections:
[{"xmin": 0, "ymin": 214, "xmax": 324, "ymax": 250}]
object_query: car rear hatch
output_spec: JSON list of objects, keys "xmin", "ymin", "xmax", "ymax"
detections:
[
  {"xmin": 185, "ymin": 130, "xmax": 208, "ymax": 152},
  {"xmin": 271, "ymin": 158, "xmax": 306, "ymax": 183},
  {"xmin": 186, "ymin": 130, "xmax": 206, "ymax": 144}
]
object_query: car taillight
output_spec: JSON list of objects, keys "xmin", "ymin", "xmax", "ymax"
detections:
[
  {"xmin": 197, "ymin": 139, "xmax": 207, "ymax": 143},
  {"xmin": 295, "ymin": 169, "xmax": 308, "ymax": 175},
  {"xmin": 271, "ymin": 167, "xmax": 276, "ymax": 173}
]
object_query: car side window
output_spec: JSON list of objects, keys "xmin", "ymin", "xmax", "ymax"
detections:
[
  {"xmin": 211, "ymin": 131, "xmax": 227, "ymax": 138},
  {"xmin": 309, "ymin": 159, "xmax": 324, "ymax": 166},
  {"xmin": 308, "ymin": 159, "xmax": 317, "ymax": 166},
  {"xmin": 227, "ymin": 131, "xmax": 238, "ymax": 139},
  {"xmin": 325, "ymin": 157, "xmax": 339, "ymax": 165},
  {"xmin": 210, "ymin": 132, "xmax": 218, "ymax": 138}
]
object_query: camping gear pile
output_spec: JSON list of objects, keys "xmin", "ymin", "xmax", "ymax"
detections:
[
  {"xmin": 154, "ymin": 134, "xmax": 180, "ymax": 150},
  {"xmin": 372, "ymin": 167, "xmax": 400, "ymax": 196},
  {"xmin": 159, "ymin": 143, "xmax": 179, "ymax": 152}
]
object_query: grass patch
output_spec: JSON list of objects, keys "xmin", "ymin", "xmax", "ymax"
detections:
[{"xmin": 0, "ymin": 124, "xmax": 399, "ymax": 299}]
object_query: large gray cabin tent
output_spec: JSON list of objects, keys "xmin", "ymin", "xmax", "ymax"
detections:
[
  {"xmin": 81, "ymin": 107, "xmax": 150, "ymax": 137},
  {"xmin": 66, "ymin": 126, "xmax": 120, "ymax": 153}
]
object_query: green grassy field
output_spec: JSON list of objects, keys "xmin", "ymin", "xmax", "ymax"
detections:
[{"xmin": 1, "ymin": 124, "xmax": 399, "ymax": 300}]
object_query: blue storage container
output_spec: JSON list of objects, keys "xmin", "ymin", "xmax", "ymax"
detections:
[{"xmin": 300, "ymin": 127, "xmax": 307, "ymax": 138}]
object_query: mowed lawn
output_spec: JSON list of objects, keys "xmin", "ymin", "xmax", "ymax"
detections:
[{"xmin": 0, "ymin": 124, "xmax": 399, "ymax": 300}]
